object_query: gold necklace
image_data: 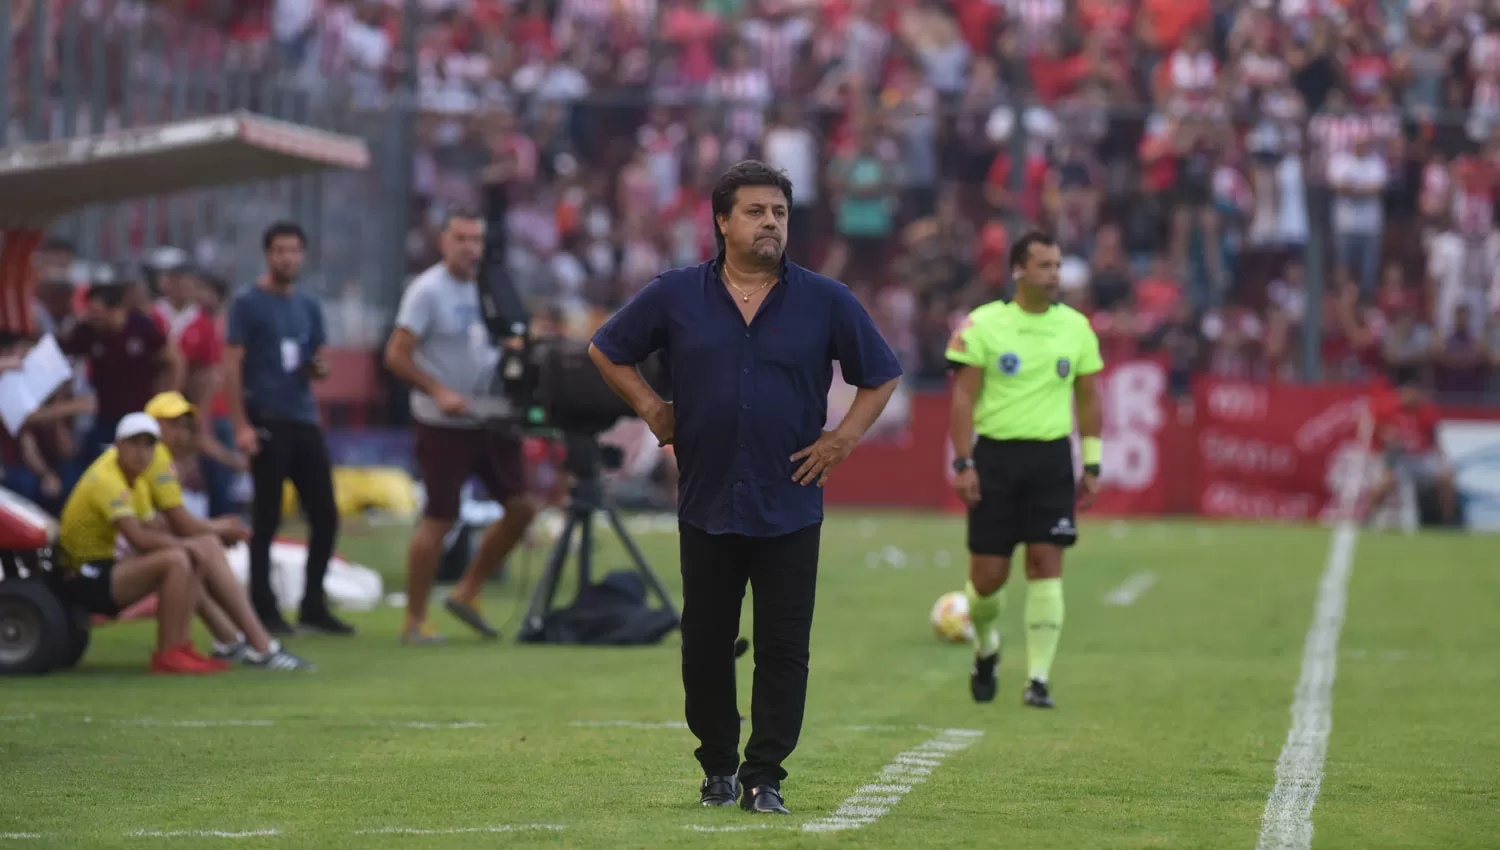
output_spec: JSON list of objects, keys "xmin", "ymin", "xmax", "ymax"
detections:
[{"xmin": 725, "ymin": 277, "xmax": 775, "ymax": 302}]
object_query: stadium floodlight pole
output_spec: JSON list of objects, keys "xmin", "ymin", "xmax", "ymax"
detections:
[
  {"xmin": 385, "ymin": 0, "xmax": 422, "ymax": 305},
  {"xmin": 1300, "ymin": 182, "xmax": 1327, "ymax": 383},
  {"xmin": 1008, "ymin": 99, "xmax": 1031, "ymax": 285},
  {"xmin": 0, "ymin": 1, "xmax": 10, "ymax": 141}
]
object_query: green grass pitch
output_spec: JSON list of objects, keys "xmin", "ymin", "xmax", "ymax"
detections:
[{"xmin": 2, "ymin": 512, "xmax": 1497, "ymax": 849}]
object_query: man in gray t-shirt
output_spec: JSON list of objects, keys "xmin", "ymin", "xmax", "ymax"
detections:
[{"xmin": 385, "ymin": 210, "xmax": 540, "ymax": 645}]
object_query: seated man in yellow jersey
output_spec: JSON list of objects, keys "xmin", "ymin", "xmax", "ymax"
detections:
[
  {"xmin": 141, "ymin": 392, "xmax": 313, "ymax": 671},
  {"xmin": 56, "ymin": 413, "xmax": 224, "ymax": 675},
  {"xmin": 946, "ymin": 232, "xmax": 1104, "ymax": 709}
]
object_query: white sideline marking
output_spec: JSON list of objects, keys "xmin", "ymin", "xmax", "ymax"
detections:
[
  {"xmin": 570, "ymin": 720, "xmax": 688, "ymax": 729},
  {"xmin": 116, "ymin": 718, "xmax": 275, "ymax": 728},
  {"xmin": 0, "ymin": 834, "xmax": 41, "ymax": 840},
  {"xmin": 685, "ymin": 824, "xmax": 794, "ymax": 833},
  {"xmin": 373, "ymin": 721, "xmax": 487, "ymax": 729},
  {"xmin": 1256, "ymin": 412, "xmax": 1371, "ymax": 850},
  {"xmin": 1256, "ymin": 523, "xmax": 1358, "ymax": 850},
  {"xmin": 355, "ymin": 824, "xmax": 564, "ymax": 836},
  {"xmin": 127, "ymin": 829, "xmax": 279, "ymax": 839},
  {"xmin": 799, "ymin": 728, "xmax": 981, "ymax": 833},
  {"xmin": 7, "ymin": 716, "xmax": 492, "ymax": 730},
  {"xmin": 572, "ymin": 720, "xmax": 985, "ymax": 735},
  {"xmin": 1102, "ymin": 571, "xmax": 1158, "ymax": 606}
]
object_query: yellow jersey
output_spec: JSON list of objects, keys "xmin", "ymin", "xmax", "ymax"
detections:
[
  {"xmin": 57, "ymin": 445, "xmax": 184, "ymax": 566},
  {"xmin": 57, "ymin": 450, "xmax": 149, "ymax": 566},
  {"xmin": 136, "ymin": 443, "xmax": 185, "ymax": 516}
]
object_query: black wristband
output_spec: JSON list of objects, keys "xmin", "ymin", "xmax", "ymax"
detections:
[
  {"xmin": 953, "ymin": 457, "xmax": 975, "ymax": 473},
  {"xmin": 1083, "ymin": 463, "xmax": 1101, "ymax": 477}
]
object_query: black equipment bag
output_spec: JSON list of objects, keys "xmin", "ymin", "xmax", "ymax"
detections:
[{"xmin": 524, "ymin": 570, "xmax": 677, "ymax": 646}]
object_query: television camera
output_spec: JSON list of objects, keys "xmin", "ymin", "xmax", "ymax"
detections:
[{"xmin": 472, "ymin": 180, "xmax": 679, "ymax": 644}]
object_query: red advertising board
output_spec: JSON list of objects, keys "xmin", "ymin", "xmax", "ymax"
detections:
[
  {"xmin": 1190, "ymin": 378, "xmax": 1370, "ymax": 522},
  {"xmin": 821, "ymin": 362, "xmax": 1440, "ymax": 522}
]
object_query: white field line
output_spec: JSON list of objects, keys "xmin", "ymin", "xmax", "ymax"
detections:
[
  {"xmin": 685, "ymin": 824, "xmax": 794, "ymax": 833},
  {"xmin": 9, "ymin": 826, "xmax": 565, "ymax": 841},
  {"xmin": 570, "ymin": 720, "xmax": 688, "ymax": 729},
  {"xmin": 355, "ymin": 825, "xmax": 564, "ymax": 836},
  {"xmin": 113, "ymin": 718, "xmax": 276, "ymax": 728},
  {"xmin": 798, "ymin": 728, "xmax": 983, "ymax": 833},
  {"xmin": 2, "ymin": 715, "xmax": 973, "ymax": 734},
  {"xmin": 1255, "ymin": 416, "xmax": 1371, "ymax": 850},
  {"xmin": 0, "ymin": 716, "xmax": 487, "ymax": 729},
  {"xmin": 1102, "ymin": 571, "xmax": 1158, "ymax": 606},
  {"xmin": 574, "ymin": 720, "xmax": 982, "ymax": 734},
  {"xmin": 127, "ymin": 830, "xmax": 280, "ymax": 839}
]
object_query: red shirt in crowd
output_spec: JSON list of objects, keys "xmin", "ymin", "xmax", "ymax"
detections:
[
  {"xmin": 1139, "ymin": 0, "xmax": 1210, "ymax": 50},
  {"xmin": 1078, "ymin": 0, "xmax": 1132, "ymax": 40},
  {"xmin": 985, "ymin": 152, "xmax": 1050, "ymax": 222},
  {"xmin": 152, "ymin": 302, "xmax": 223, "ymax": 371},
  {"xmin": 1029, "ymin": 52, "xmax": 1088, "ymax": 102},
  {"xmin": 1371, "ymin": 393, "xmax": 1441, "ymax": 454}
]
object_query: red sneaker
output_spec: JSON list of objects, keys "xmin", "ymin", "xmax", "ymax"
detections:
[
  {"xmin": 180, "ymin": 646, "xmax": 232, "ymax": 672},
  {"xmin": 150, "ymin": 645, "xmax": 222, "ymax": 675}
]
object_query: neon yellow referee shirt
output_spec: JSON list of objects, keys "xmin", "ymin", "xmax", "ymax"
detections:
[{"xmin": 945, "ymin": 301, "xmax": 1103, "ymax": 441}]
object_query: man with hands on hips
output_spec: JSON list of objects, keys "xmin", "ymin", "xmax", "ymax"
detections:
[{"xmin": 589, "ymin": 161, "xmax": 902, "ymax": 816}]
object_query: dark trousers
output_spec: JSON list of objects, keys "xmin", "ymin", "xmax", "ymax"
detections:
[
  {"xmin": 200, "ymin": 417, "xmax": 239, "ymax": 519},
  {"xmin": 679, "ymin": 522, "xmax": 820, "ymax": 789},
  {"xmin": 248, "ymin": 417, "xmax": 338, "ymax": 617}
]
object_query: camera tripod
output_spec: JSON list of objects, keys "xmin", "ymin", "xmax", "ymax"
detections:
[{"xmin": 517, "ymin": 432, "xmax": 680, "ymax": 642}]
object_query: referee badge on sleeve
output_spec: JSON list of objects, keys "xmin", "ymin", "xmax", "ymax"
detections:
[
  {"xmin": 999, "ymin": 352, "xmax": 1021, "ymax": 375},
  {"xmin": 1056, "ymin": 358, "xmax": 1071, "ymax": 378}
]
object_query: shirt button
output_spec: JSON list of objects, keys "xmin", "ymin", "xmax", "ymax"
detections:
[
  {"xmin": 744, "ymin": 332, "xmax": 750, "ymax": 339},
  {"xmin": 743, "ymin": 368, "xmax": 749, "ymax": 373}
]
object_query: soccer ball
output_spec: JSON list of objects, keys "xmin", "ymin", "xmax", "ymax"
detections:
[{"xmin": 930, "ymin": 591, "xmax": 974, "ymax": 644}]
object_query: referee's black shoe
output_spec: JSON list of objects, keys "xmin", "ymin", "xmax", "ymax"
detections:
[
  {"xmin": 740, "ymin": 784, "xmax": 790, "ymax": 814},
  {"xmin": 970, "ymin": 651, "xmax": 999, "ymax": 702},
  {"xmin": 699, "ymin": 775, "xmax": 740, "ymax": 807},
  {"xmin": 1023, "ymin": 678, "xmax": 1055, "ymax": 709}
]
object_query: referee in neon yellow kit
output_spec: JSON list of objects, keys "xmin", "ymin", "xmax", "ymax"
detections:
[{"xmin": 945, "ymin": 231, "xmax": 1103, "ymax": 709}]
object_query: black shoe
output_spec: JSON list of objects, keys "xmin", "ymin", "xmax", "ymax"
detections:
[
  {"xmin": 258, "ymin": 609, "xmax": 297, "ymax": 637},
  {"xmin": 298, "ymin": 607, "xmax": 357, "ymax": 636},
  {"xmin": 699, "ymin": 775, "xmax": 740, "ymax": 807},
  {"xmin": 1023, "ymin": 678, "xmax": 1055, "ymax": 709},
  {"xmin": 970, "ymin": 652, "xmax": 999, "ymax": 703},
  {"xmin": 740, "ymin": 784, "xmax": 789, "ymax": 814}
]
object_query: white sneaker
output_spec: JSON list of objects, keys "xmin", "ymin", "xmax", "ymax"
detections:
[
  {"xmin": 243, "ymin": 640, "xmax": 314, "ymax": 671},
  {"xmin": 213, "ymin": 640, "xmax": 251, "ymax": 664}
]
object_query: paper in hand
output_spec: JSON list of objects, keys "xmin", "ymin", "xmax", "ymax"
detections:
[{"xmin": 0, "ymin": 335, "xmax": 74, "ymax": 436}]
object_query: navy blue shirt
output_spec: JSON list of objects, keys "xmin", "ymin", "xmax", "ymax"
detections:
[
  {"xmin": 592, "ymin": 260, "xmax": 902, "ymax": 537},
  {"xmin": 225, "ymin": 284, "xmax": 326, "ymax": 424}
]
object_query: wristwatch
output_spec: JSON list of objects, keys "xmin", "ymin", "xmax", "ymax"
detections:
[{"xmin": 952, "ymin": 457, "xmax": 975, "ymax": 474}]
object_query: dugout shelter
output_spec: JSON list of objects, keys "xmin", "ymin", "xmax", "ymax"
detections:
[{"xmin": 0, "ymin": 112, "xmax": 369, "ymax": 674}]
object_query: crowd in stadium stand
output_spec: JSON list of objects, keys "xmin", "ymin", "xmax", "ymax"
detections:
[{"xmin": 6, "ymin": 0, "xmax": 1500, "ymax": 402}]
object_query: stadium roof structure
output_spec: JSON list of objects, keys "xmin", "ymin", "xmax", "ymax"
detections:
[{"xmin": 0, "ymin": 110, "xmax": 370, "ymax": 225}]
